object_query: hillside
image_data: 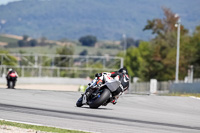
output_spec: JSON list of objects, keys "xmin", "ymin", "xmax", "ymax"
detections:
[
  {"xmin": 0, "ymin": 0, "xmax": 200, "ymax": 40},
  {"xmin": 0, "ymin": 34, "xmax": 121, "ymax": 56}
]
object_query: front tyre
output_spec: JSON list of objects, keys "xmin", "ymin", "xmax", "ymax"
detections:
[
  {"xmin": 89, "ymin": 89, "xmax": 111, "ymax": 109},
  {"xmin": 76, "ymin": 96, "xmax": 83, "ymax": 107}
]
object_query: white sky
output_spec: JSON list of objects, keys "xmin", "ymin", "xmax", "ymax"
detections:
[{"xmin": 0, "ymin": 0, "xmax": 21, "ymax": 5}]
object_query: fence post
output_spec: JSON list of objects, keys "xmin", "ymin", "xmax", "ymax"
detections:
[
  {"xmin": 35, "ymin": 55, "xmax": 38, "ymax": 67},
  {"xmin": 1, "ymin": 55, "xmax": 3, "ymax": 65},
  {"xmin": 128, "ymin": 82, "xmax": 131, "ymax": 94},
  {"xmin": 38, "ymin": 66, "xmax": 42, "ymax": 77},
  {"xmin": 150, "ymin": 79, "xmax": 157, "ymax": 94},
  {"xmin": 2, "ymin": 66, "xmax": 6, "ymax": 77},
  {"xmin": 21, "ymin": 66, "xmax": 24, "ymax": 77},
  {"xmin": 57, "ymin": 68, "xmax": 60, "ymax": 77},
  {"xmin": 120, "ymin": 58, "xmax": 124, "ymax": 68},
  {"xmin": 103, "ymin": 58, "xmax": 106, "ymax": 69},
  {"xmin": 86, "ymin": 56, "xmax": 88, "ymax": 68}
]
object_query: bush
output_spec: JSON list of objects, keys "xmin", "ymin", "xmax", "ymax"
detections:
[{"xmin": 79, "ymin": 35, "xmax": 97, "ymax": 47}]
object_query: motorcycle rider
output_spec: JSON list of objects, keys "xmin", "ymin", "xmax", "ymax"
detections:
[
  {"xmin": 95, "ymin": 67, "xmax": 129, "ymax": 104},
  {"xmin": 6, "ymin": 68, "xmax": 18, "ymax": 88}
]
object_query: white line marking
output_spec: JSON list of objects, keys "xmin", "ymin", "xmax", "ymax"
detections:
[
  {"xmin": 0, "ymin": 118, "xmax": 43, "ymax": 126},
  {"xmin": 0, "ymin": 118, "xmax": 96, "ymax": 133},
  {"xmin": 189, "ymin": 96, "xmax": 200, "ymax": 100}
]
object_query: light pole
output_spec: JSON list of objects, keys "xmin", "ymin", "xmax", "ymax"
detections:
[
  {"xmin": 123, "ymin": 34, "xmax": 127, "ymax": 57},
  {"xmin": 175, "ymin": 15, "xmax": 181, "ymax": 83}
]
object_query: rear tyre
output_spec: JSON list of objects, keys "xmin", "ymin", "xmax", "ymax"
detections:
[
  {"xmin": 9, "ymin": 81, "xmax": 13, "ymax": 89},
  {"xmin": 10, "ymin": 81, "xmax": 15, "ymax": 89},
  {"xmin": 89, "ymin": 89, "xmax": 111, "ymax": 109},
  {"xmin": 12, "ymin": 81, "xmax": 16, "ymax": 89},
  {"xmin": 76, "ymin": 96, "xmax": 83, "ymax": 107},
  {"xmin": 11, "ymin": 81, "xmax": 14, "ymax": 89}
]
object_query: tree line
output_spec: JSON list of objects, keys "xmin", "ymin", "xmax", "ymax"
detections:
[
  {"xmin": 123, "ymin": 7, "xmax": 200, "ymax": 81},
  {"xmin": 5, "ymin": 35, "xmax": 55, "ymax": 48}
]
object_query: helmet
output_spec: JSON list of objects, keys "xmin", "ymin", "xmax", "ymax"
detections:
[
  {"xmin": 118, "ymin": 67, "xmax": 128, "ymax": 74},
  {"xmin": 8, "ymin": 68, "xmax": 13, "ymax": 72}
]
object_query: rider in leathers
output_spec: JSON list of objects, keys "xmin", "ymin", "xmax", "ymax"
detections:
[
  {"xmin": 95, "ymin": 68, "xmax": 129, "ymax": 104},
  {"xmin": 6, "ymin": 68, "xmax": 18, "ymax": 88}
]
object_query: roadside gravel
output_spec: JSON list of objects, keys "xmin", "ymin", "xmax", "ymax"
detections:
[{"xmin": 0, "ymin": 125, "xmax": 53, "ymax": 133}]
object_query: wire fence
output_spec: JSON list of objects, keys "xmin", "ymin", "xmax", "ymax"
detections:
[
  {"xmin": 129, "ymin": 81, "xmax": 172, "ymax": 95},
  {"xmin": 0, "ymin": 53, "xmax": 123, "ymax": 78},
  {"xmin": 0, "ymin": 65, "xmax": 120, "ymax": 78}
]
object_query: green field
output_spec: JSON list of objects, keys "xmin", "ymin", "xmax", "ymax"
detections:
[
  {"xmin": 3, "ymin": 45, "xmax": 121, "ymax": 56},
  {"xmin": 3, "ymin": 45, "xmax": 60, "ymax": 54},
  {"xmin": 0, "ymin": 34, "xmax": 121, "ymax": 56},
  {"xmin": 75, "ymin": 45, "xmax": 121, "ymax": 56},
  {"xmin": 0, "ymin": 35, "xmax": 19, "ymax": 43}
]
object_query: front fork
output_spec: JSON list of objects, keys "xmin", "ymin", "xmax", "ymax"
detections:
[{"xmin": 82, "ymin": 86, "xmax": 101, "ymax": 105}]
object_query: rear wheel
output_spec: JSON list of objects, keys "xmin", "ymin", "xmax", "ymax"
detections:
[
  {"xmin": 9, "ymin": 81, "xmax": 13, "ymax": 89},
  {"xmin": 11, "ymin": 81, "xmax": 15, "ymax": 89},
  {"xmin": 89, "ymin": 89, "xmax": 111, "ymax": 109}
]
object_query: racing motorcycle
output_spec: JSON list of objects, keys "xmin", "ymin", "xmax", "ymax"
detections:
[
  {"xmin": 7, "ymin": 73, "xmax": 17, "ymax": 89},
  {"xmin": 76, "ymin": 73, "xmax": 122, "ymax": 109}
]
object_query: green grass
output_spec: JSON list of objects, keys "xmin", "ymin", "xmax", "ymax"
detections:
[
  {"xmin": 0, "ymin": 35, "xmax": 18, "ymax": 43},
  {"xmin": 0, "ymin": 120, "xmax": 89, "ymax": 133},
  {"xmin": 167, "ymin": 93, "xmax": 200, "ymax": 98},
  {"xmin": 75, "ymin": 45, "xmax": 120, "ymax": 56},
  {"xmin": 4, "ymin": 45, "xmax": 121, "ymax": 55},
  {"xmin": 4, "ymin": 45, "xmax": 60, "ymax": 54}
]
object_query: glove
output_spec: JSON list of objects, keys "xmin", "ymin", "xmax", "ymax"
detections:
[{"xmin": 95, "ymin": 73, "xmax": 102, "ymax": 77}]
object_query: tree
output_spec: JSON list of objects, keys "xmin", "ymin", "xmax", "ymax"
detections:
[
  {"xmin": 79, "ymin": 49, "xmax": 88, "ymax": 56},
  {"xmin": 186, "ymin": 25, "xmax": 200, "ymax": 78},
  {"xmin": 18, "ymin": 35, "xmax": 29, "ymax": 47},
  {"xmin": 143, "ymin": 7, "xmax": 188, "ymax": 38},
  {"xmin": 79, "ymin": 35, "xmax": 97, "ymax": 47},
  {"xmin": 40, "ymin": 37, "xmax": 47, "ymax": 46},
  {"xmin": 123, "ymin": 46, "xmax": 141, "ymax": 78},
  {"xmin": 18, "ymin": 40, "xmax": 26, "ymax": 47},
  {"xmin": 120, "ymin": 37, "xmax": 139, "ymax": 48},
  {"xmin": 123, "ymin": 8, "xmax": 200, "ymax": 81},
  {"xmin": 0, "ymin": 50, "xmax": 17, "ymax": 66},
  {"xmin": 142, "ymin": 7, "xmax": 189, "ymax": 81},
  {"xmin": 29, "ymin": 39, "xmax": 38, "ymax": 47},
  {"xmin": 123, "ymin": 42, "xmax": 157, "ymax": 81},
  {"xmin": 55, "ymin": 46, "xmax": 74, "ymax": 67},
  {"xmin": 23, "ymin": 35, "xmax": 29, "ymax": 41}
]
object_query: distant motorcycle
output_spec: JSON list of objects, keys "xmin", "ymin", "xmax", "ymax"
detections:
[
  {"xmin": 7, "ymin": 73, "xmax": 17, "ymax": 89},
  {"xmin": 76, "ymin": 73, "xmax": 122, "ymax": 109}
]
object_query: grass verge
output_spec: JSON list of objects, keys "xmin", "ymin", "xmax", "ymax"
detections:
[
  {"xmin": 167, "ymin": 93, "xmax": 200, "ymax": 98},
  {"xmin": 0, "ymin": 120, "xmax": 88, "ymax": 133}
]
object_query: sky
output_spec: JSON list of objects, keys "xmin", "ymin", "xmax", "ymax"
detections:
[{"xmin": 0, "ymin": 0, "xmax": 21, "ymax": 5}]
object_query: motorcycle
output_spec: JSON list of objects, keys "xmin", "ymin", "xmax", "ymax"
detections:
[
  {"xmin": 7, "ymin": 77, "xmax": 17, "ymax": 89},
  {"xmin": 76, "ymin": 73, "xmax": 122, "ymax": 109},
  {"xmin": 7, "ymin": 73, "xmax": 17, "ymax": 89}
]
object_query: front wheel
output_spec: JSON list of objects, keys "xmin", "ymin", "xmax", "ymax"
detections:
[
  {"xmin": 76, "ymin": 96, "xmax": 83, "ymax": 107},
  {"xmin": 89, "ymin": 89, "xmax": 111, "ymax": 109}
]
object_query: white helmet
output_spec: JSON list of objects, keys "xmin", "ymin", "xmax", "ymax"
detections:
[{"xmin": 8, "ymin": 68, "xmax": 13, "ymax": 72}]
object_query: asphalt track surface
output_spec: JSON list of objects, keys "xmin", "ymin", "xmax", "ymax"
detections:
[{"xmin": 0, "ymin": 87, "xmax": 200, "ymax": 133}]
